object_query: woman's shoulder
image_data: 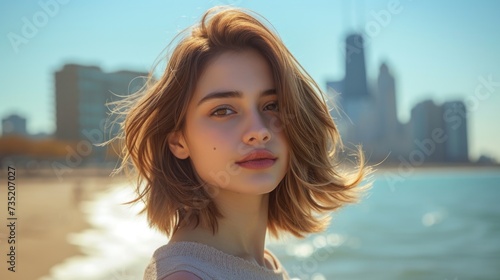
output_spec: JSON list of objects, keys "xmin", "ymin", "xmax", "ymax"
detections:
[
  {"xmin": 159, "ymin": 270, "xmax": 202, "ymax": 280},
  {"xmin": 143, "ymin": 242, "xmax": 212, "ymax": 280},
  {"xmin": 144, "ymin": 241, "xmax": 290, "ymax": 280},
  {"xmin": 150, "ymin": 241, "xmax": 220, "ymax": 262},
  {"xmin": 263, "ymin": 248, "xmax": 282, "ymax": 271}
]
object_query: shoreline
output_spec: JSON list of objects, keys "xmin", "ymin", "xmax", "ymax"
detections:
[
  {"xmin": 373, "ymin": 164, "xmax": 500, "ymax": 173},
  {"xmin": 0, "ymin": 174, "xmax": 126, "ymax": 280}
]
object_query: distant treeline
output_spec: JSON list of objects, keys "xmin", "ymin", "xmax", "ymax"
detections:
[{"xmin": 0, "ymin": 135, "xmax": 120, "ymax": 159}]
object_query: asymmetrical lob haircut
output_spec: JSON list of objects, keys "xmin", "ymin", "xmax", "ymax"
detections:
[{"xmin": 112, "ymin": 6, "xmax": 370, "ymax": 238}]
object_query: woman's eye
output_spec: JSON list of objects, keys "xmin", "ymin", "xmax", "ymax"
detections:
[
  {"xmin": 211, "ymin": 107, "xmax": 236, "ymax": 116},
  {"xmin": 264, "ymin": 102, "xmax": 279, "ymax": 112}
]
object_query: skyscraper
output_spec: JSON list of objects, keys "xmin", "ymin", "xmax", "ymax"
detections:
[
  {"xmin": 344, "ymin": 34, "xmax": 369, "ymax": 99},
  {"xmin": 409, "ymin": 100, "xmax": 470, "ymax": 163},
  {"xmin": 410, "ymin": 100, "xmax": 446, "ymax": 163},
  {"xmin": 442, "ymin": 101, "xmax": 468, "ymax": 162},
  {"xmin": 376, "ymin": 63, "xmax": 398, "ymax": 140},
  {"xmin": 327, "ymin": 33, "xmax": 379, "ymax": 160},
  {"xmin": 327, "ymin": 33, "xmax": 370, "ymax": 102}
]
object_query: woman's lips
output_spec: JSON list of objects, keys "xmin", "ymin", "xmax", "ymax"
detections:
[
  {"xmin": 236, "ymin": 158, "xmax": 276, "ymax": 169},
  {"xmin": 235, "ymin": 149, "xmax": 277, "ymax": 169}
]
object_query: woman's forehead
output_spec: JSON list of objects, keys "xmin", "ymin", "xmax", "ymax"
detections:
[{"xmin": 192, "ymin": 49, "xmax": 275, "ymax": 101}]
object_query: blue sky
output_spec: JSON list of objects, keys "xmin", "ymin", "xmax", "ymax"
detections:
[{"xmin": 1, "ymin": 0, "xmax": 499, "ymax": 161}]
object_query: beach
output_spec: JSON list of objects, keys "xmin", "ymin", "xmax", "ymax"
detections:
[
  {"xmin": 0, "ymin": 171, "xmax": 125, "ymax": 280},
  {"xmin": 1, "ymin": 167, "xmax": 499, "ymax": 279}
]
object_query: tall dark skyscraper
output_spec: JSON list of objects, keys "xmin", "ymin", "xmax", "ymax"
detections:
[
  {"xmin": 327, "ymin": 33, "xmax": 370, "ymax": 101},
  {"xmin": 377, "ymin": 63, "xmax": 398, "ymax": 139},
  {"xmin": 326, "ymin": 33, "xmax": 377, "ymax": 158},
  {"xmin": 344, "ymin": 34, "xmax": 369, "ymax": 99}
]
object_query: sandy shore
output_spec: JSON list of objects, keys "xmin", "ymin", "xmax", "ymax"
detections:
[{"xmin": 0, "ymin": 170, "xmax": 126, "ymax": 280}]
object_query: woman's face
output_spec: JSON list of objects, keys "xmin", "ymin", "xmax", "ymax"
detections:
[{"xmin": 170, "ymin": 49, "xmax": 289, "ymax": 196}]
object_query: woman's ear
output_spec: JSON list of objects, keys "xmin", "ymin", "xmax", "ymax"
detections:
[{"xmin": 168, "ymin": 131, "xmax": 190, "ymax": 159}]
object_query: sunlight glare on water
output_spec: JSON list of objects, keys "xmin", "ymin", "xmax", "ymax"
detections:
[{"xmin": 41, "ymin": 183, "xmax": 166, "ymax": 280}]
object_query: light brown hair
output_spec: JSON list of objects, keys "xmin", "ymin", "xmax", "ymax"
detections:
[{"xmin": 111, "ymin": 6, "xmax": 370, "ymax": 238}]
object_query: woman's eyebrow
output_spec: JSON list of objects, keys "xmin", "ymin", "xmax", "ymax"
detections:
[{"xmin": 197, "ymin": 88, "xmax": 276, "ymax": 107}]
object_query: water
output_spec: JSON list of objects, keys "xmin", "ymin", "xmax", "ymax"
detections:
[
  {"xmin": 269, "ymin": 169, "xmax": 500, "ymax": 280},
  {"xmin": 42, "ymin": 169, "xmax": 500, "ymax": 280}
]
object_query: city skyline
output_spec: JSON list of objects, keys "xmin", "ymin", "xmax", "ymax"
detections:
[
  {"xmin": 328, "ymin": 34, "xmax": 471, "ymax": 164},
  {"xmin": 1, "ymin": 0, "xmax": 499, "ymax": 160},
  {"xmin": 0, "ymin": 58, "xmax": 478, "ymax": 165}
]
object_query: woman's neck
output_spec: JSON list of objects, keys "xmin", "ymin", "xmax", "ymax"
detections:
[{"xmin": 171, "ymin": 190, "xmax": 270, "ymax": 267}]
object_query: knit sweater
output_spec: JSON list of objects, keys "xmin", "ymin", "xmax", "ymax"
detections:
[{"xmin": 143, "ymin": 241, "xmax": 290, "ymax": 280}]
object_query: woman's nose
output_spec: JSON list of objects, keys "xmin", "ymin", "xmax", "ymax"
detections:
[{"xmin": 242, "ymin": 111, "xmax": 271, "ymax": 145}]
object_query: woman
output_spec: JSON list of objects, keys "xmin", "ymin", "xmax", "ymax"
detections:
[{"xmin": 113, "ymin": 6, "xmax": 369, "ymax": 280}]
